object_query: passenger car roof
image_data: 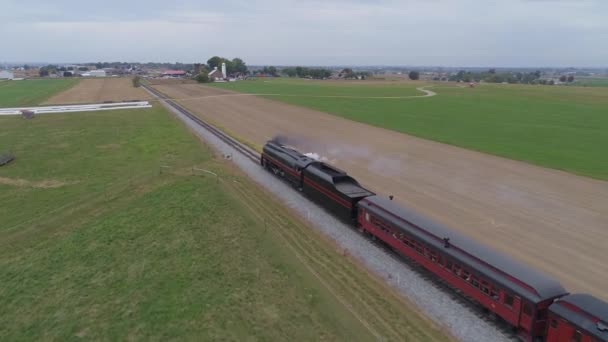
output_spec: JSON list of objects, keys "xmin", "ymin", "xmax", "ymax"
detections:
[
  {"xmin": 551, "ymin": 294, "xmax": 608, "ymax": 341},
  {"xmin": 360, "ymin": 195, "xmax": 567, "ymax": 303}
]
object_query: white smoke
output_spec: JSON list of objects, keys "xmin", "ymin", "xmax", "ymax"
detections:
[
  {"xmin": 272, "ymin": 132, "xmax": 405, "ymax": 177},
  {"xmin": 304, "ymin": 152, "xmax": 320, "ymax": 159},
  {"xmin": 304, "ymin": 152, "xmax": 329, "ymax": 162}
]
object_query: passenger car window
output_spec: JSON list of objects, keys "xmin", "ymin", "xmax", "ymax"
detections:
[
  {"xmin": 550, "ymin": 319, "xmax": 557, "ymax": 328},
  {"xmin": 522, "ymin": 303, "xmax": 532, "ymax": 316},
  {"xmin": 504, "ymin": 294, "xmax": 514, "ymax": 308}
]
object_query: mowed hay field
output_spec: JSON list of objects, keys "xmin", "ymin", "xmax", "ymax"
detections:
[
  {"xmin": 212, "ymin": 78, "xmax": 608, "ymax": 180},
  {"xmin": 44, "ymin": 78, "xmax": 151, "ymax": 104},
  {"xmin": 0, "ymin": 107, "xmax": 449, "ymax": 341},
  {"xmin": 0, "ymin": 79, "xmax": 79, "ymax": 107}
]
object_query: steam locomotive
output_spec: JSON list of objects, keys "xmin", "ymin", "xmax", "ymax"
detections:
[{"xmin": 261, "ymin": 140, "xmax": 608, "ymax": 342}]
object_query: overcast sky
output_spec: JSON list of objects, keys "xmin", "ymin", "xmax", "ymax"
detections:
[{"xmin": 1, "ymin": 0, "xmax": 607, "ymax": 67}]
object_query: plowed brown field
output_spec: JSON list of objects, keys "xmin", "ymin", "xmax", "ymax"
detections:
[
  {"xmin": 44, "ymin": 78, "xmax": 151, "ymax": 104},
  {"xmin": 153, "ymin": 83, "xmax": 608, "ymax": 301}
]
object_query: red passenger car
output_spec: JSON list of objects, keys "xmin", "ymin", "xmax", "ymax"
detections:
[
  {"xmin": 357, "ymin": 195, "xmax": 568, "ymax": 342},
  {"xmin": 547, "ymin": 294, "xmax": 608, "ymax": 342}
]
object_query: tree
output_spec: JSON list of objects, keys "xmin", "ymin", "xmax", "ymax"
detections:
[
  {"xmin": 39, "ymin": 64, "xmax": 58, "ymax": 77},
  {"xmin": 78, "ymin": 66, "xmax": 89, "ymax": 71},
  {"xmin": 231, "ymin": 58, "xmax": 248, "ymax": 74},
  {"xmin": 283, "ymin": 68, "xmax": 297, "ymax": 77},
  {"xmin": 559, "ymin": 75, "xmax": 567, "ymax": 82},
  {"xmin": 408, "ymin": 71, "xmax": 420, "ymax": 80},
  {"xmin": 567, "ymin": 75, "xmax": 575, "ymax": 82},
  {"xmin": 195, "ymin": 71, "xmax": 212, "ymax": 83},
  {"xmin": 488, "ymin": 68, "xmax": 496, "ymax": 74},
  {"xmin": 295, "ymin": 66, "xmax": 304, "ymax": 77},
  {"xmin": 207, "ymin": 56, "xmax": 223, "ymax": 70}
]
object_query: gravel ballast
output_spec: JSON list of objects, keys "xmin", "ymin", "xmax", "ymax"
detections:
[{"xmin": 155, "ymin": 94, "xmax": 514, "ymax": 342}]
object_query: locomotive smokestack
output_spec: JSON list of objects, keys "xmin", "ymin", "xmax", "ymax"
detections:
[{"xmin": 389, "ymin": 195, "xmax": 394, "ymax": 201}]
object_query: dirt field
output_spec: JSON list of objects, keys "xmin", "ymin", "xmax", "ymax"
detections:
[
  {"xmin": 152, "ymin": 82, "xmax": 608, "ymax": 301},
  {"xmin": 44, "ymin": 78, "xmax": 151, "ymax": 104}
]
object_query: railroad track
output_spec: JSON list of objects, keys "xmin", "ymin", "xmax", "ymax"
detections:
[
  {"xmin": 143, "ymin": 84, "xmax": 260, "ymax": 164},
  {"xmin": 144, "ymin": 82, "xmax": 516, "ymax": 341}
]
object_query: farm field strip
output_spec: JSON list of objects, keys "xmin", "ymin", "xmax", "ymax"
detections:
[
  {"xmin": 0, "ymin": 79, "xmax": 79, "ymax": 107},
  {"xmin": 211, "ymin": 79, "xmax": 608, "ymax": 180},
  {"xmin": 43, "ymin": 78, "xmax": 151, "ymax": 105},
  {"xmin": 151, "ymin": 82, "xmax": 608, "ymax": 302}
]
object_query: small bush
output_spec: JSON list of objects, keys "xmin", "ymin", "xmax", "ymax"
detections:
[
  {"xmin": 194, "ymin": 71, "xmax": 213, "ymax": 83},
  {"xmin": 132, "ymin": 76, "xmax": 141, "ymax": 88}
]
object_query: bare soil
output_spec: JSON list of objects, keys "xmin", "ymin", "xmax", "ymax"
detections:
[
  {"xmin": 44, "ymin": 78, "xmax": 151, "ymax": 104},
  {"xmin": 153, "ymin": 83, "xmax": 608, "ymax": 301}
]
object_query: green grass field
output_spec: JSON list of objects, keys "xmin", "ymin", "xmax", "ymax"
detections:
[
  {"xmin": 572, "ymin": 76, "xmax": 608, "ymax": 87},
  {"xmin": 212, "ymin": 78, "xmax": 608, "ymax": 180},
  {"xmin": 0, "ymin": 79, "xmax": 79, "ymax": 107},
  {"xmin": 0, "ymin": 106, "xmax": 448, "ymax": 341}
]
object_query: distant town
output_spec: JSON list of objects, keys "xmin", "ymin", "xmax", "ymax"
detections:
[{"xmin": 1, "ymin": 59, "xmax": 607, "ymax": 87}]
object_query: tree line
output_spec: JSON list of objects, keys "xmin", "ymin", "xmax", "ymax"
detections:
[
  {"xmin": 338, "ymin": 68, "xmax": 371, "ymax": 80},
  {"xmin": 447, "ymin": 69, "xmax": 574, "ymax": 85},
  {"xmin": 282, "ymin": 67, "xmax": 332, "ymax": 79}
]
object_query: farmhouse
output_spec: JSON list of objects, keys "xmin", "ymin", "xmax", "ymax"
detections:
[
  {"xmin": 0, "ymin": 70, "xmax": 14, "ymax": 80},
  {"xmin": 208, "ymin": 62, "xmax": 229, "ymax": 81},
  {"xmin": 208, "ymin": 67, "xmax": 225, "ymax": 81}
]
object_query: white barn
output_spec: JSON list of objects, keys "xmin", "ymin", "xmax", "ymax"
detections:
[
  {"xmin": 0, "ymin": 70, "xmax": 14, "ymax": 80},
  {"xmin": 89, "ymin": 70, "xmax": 106, "ymax": 77}
]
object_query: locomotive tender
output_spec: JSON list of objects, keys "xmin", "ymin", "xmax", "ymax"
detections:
[{"xmin": 261, "ymin": 140, "xmax": 607, "ymax": 342}]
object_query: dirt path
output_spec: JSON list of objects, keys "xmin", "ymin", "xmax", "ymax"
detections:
[
  {"xmin": 44, "ymin": 78, "xmax": 151, "ymax": 104},
  {"xmin": 415, "ymin": 86, "xmax": 436, "ymax": 97},
  {"xmin": 153, "ymin": 83, "xmax": 608, "ymax": 301}
]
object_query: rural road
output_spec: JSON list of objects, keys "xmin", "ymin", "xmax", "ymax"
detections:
[{"xmin": 151, "ymin": 82, "xmax": 608, "ymax": 301}]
